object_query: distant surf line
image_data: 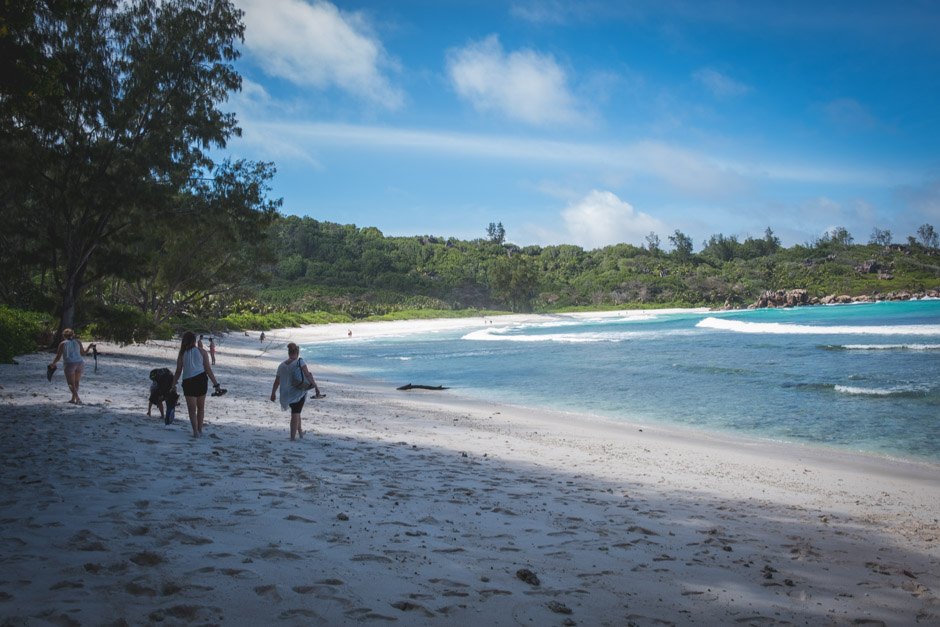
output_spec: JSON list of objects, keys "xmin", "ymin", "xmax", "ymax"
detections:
[{"xmin": 697, "ymin": 317, "xmax": 940, "ymax": 336}]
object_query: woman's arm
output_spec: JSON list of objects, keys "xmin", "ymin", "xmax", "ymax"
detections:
[
  {"xmin": 200, "ymin": 348, "xmax": 218, "ymax": 387},
  {"xmin": 49, "ymin": 341, "xmax": 65, "ymax": 367},
  {"xmin": 172, "ymin": 354, "xmax": 184, "ymax": 387},
  {"xmin": 270, "ymin": 375, "xmax": 280, "ymax": 401},
  {"xmin": 301, "ymin": 363, "xmax": 321, "ymax": 396}
]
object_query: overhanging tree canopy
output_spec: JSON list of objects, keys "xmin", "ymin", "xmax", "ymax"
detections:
[{"xmin": 0, "ymin": 0, "xmax": 269, "ymax": 338}]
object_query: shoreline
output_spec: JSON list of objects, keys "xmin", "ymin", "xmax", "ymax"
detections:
[
  {"xmin": 1, "ymin": 313, "xmax": 938, "ymax": 624},
  {"xmin": 294, "ymin": 306, "xmax": 940, "ymax": 468}
]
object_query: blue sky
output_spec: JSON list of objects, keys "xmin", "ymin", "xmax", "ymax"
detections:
[{"xmin": 228, "ymin": 0, "xmax": 940, "ymax": 250}]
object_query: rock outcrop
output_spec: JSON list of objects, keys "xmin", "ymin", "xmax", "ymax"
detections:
[
  {"xmin": 749, "ymin": 289, "xmax": 813, "ymax": 309},
  {"xmin": 749, "ymin": 289, "xmax": 939, "ymax": 309}
]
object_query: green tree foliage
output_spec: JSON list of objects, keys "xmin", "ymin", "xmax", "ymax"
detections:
[
  {"xmin": 0, "ymin": 0, "xmax": 257, "ymax": 339},
  {"xmin": 816, "ymin": 226, "xmax": 854, "ymax": 249},
  {"xmin": 918, "ymin": 224, "xmax": 938, "ymax": 249},
  {"xmin": 486, "ymin": 222, "xmax": 506, "ymax": 244},
  {"xmin": 701, "ymin": 233, "xmax": 739, "ymax": 263},
  {"xmin": 121, "ymin": 160, "xmax": 280, "ymax": 322},
  {"xmin": 668, "ymin": 230, "xmax": 694, "ymax": 263},
  {"xmin": 261, "ymin": 216, "xmax": 938, "ymax": 314},
  {"xmin": 0, "ymin": 306, "xmax": 55, "ymax": 363},
  {"xmin": 489, "ymin": 254, "xmax": 538, "ymax": 312},
  {"xmin": 869, "ymin": 227, "xmax": 893, "ymax": 246}
]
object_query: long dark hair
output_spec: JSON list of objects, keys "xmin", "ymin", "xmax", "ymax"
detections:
[{"xmin": 178, "ymin": 331, "xmax": 197, "ymax": 362}]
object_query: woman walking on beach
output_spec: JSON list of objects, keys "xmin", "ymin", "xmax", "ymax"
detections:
[
  {"xmin": 270, "ymin": 342, "xmax": 321, "ymax": 441},
  {"xmin": 173, "ymin": 331, "xmax": 221, "ymax": 438},
  {"xmin": 48, "ymin": 329, "xmax": 95, "ymax": 405}
]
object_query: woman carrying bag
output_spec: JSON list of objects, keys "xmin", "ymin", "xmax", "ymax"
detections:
[{"xmin": 270, "ymin": 342, "xmax": 321, "ymax": 441}]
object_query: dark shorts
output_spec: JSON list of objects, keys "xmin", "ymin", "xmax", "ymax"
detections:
[
  {"xmin": 288, "ymin": 396, "xmax": 306, "ymax": 414},
  {"xmin": 182, "ymin": 372, "xmax": 208, "ymax": 397}
]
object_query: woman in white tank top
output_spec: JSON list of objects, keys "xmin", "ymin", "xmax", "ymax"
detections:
[
  {"xmin": 48, "ymin": 328, "xmax": 96, "ymax": 405},
  {"xmin": 173, "ymin": 330, "xmax": 221, "ymax": 438}
]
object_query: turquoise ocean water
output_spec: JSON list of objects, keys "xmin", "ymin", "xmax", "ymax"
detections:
[{"xmin": 306, "ymin": 300, "xmax": 940, "ymax": 463}]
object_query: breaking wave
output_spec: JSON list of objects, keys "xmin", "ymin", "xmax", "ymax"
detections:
[
  {"xmin": 822, "ymin": 344, "xmax": 940, "ymax": 351},
  {"xmin": 697, "ymin": 317, "xmax": 940, "ymax": 336},
  {"xmin": 834, "ymin": 384, "xmax": 930, "ymax": 397}
]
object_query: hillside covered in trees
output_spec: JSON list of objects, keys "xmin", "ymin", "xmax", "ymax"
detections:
[{"xmin": 260, "ymin": 216, "xmax": 940, "ymax": 315}]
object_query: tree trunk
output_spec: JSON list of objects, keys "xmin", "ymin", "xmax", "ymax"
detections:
[{"xmin": 55, "ymin": 267, "xmax": 84, "ymax": 346}]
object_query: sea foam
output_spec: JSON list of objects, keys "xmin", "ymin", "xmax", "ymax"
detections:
[
  {"xmin": 825, "ymin": 344, "xmax": 940, "ymax": 351},
  {"xmin": 834, "ymin": 384, "xmax": 928, "ymax": 397},
  {"xmin": 697, "ymin": 317, "xmax": 940, "ymax": 336}
]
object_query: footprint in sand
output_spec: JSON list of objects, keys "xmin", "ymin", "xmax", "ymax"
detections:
[
  {"xmin": 129, "ymin": 551, "xmax": 165, "ymax": 566},
  {"xmin": 147, "ymin": 604, "xmax": 224, "ymax": 624},
  {"xmin": 254, "ymin": 584, "xmax": 282, "ymax": 602}
]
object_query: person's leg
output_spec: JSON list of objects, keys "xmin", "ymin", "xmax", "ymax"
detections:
[
  {"xmin": 297, "ymin": 410, "xmax": 303, "ymax": 438},
  {"xmin": 64, "ymin": 366, "xmax": 76, "ymax": 403},
  {"xmin": 195, "ymin": 395, "xmax": 206, "ymax": 435},
  {"xmin": 185, "ymin": 395, "xmax": 198, "ymax": 437},
  {"xmin": 147, "ymin": 400, "xmax": 153, "ymax": 417},
  {"xmin": 290, "ymin": 410, "xmax": 300, "ymax": 440},
  {"xmin": 158, "ymin": 401, "xmax": 165, "ymax": 420},
  {"xmin": 72, "ymin": 363, "xmax": 84, "ymax": 404}
]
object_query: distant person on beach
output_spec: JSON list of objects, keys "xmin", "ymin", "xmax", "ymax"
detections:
[
  {"xmin": 260, "ymin": 331, "xmax": 265, "ymax": 343},
  {"xmin": 173, "ymin": 331, "xmax": 222, "ymax": 438},
  {"xmin": 209, "ymin": 337, "xmax": 216, "ymax": 365},
  {"xmin": 48, "ymin": 329, "xmax": 95, "ymax": 405},
  {"xmin": 270, "ymin": 342, "xmax": 321, "ymax": 441}
]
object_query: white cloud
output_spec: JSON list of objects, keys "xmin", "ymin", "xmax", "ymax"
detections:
[
  {"xmin": 237, "ymin": 0, "xmax": 403, "ymax": 109},
  {"xmin": 561, "ymin": 190, "xmax": 665, "ymax": 249},
  {"xmin": 446, "ymin": 35, "xmax": 585, "ymax": 126},
  {"xmin": 244, "ymin": 120, "xmax": 913, "ymax": 192},
  {"xmin": 693, "ymin": 68, "xmax": 752, "ymax": 98},
  {"xmin": 228, "ymin": 76, "xmax": 272, "ymax": 113}
]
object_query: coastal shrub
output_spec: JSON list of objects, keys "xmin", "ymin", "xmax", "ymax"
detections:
[
  {"xmin": 83, "ymin": 305, "xmax": 171, "ymax": 345},
  {"xmin": 0, "ymin": 306, "xmax": 55, "ymax": 362}
]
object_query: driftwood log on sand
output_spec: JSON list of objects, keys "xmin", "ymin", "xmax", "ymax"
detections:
[{"xmin": 396, "ymin": 383, "xmax": 449, "ymax": 391}]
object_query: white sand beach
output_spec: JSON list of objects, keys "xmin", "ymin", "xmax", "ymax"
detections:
[{"xmin": 1, "ymin": 314, "xmax": 938, "ymax": 626}]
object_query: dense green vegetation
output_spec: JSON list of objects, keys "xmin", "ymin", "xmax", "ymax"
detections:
[
  {"xmin": 262, "ymin": 216, "xmax": 939, "ymax": 313},
  {"xmin": 0, "ymin": 306, "xmax": 55, "ymax": 364},
  {"xmin": 3, "ymin": 207, "xmax": 939, "ymax": 359}
]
